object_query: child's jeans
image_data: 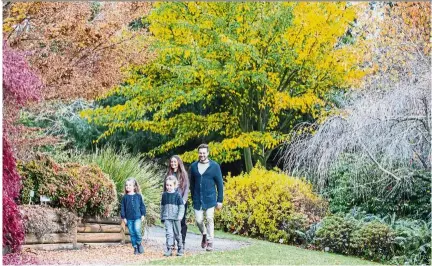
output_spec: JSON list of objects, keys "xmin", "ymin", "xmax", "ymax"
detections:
[
  {"xmin": 164, "ymin": 219, "xmax": 182, "ymax": 249},
  {"xmin": 126, "ymin": 219, "xmax": 142, "ymax": 247}
]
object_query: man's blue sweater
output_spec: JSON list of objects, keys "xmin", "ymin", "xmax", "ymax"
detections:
[{"xmin": 189, "ymin": 160, "xmax": 224, "ymax": 210}]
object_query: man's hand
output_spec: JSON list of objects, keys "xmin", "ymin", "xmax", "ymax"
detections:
[{"xmin": 216, "ymin": 202, "xmax": 223, "ymax": 210}]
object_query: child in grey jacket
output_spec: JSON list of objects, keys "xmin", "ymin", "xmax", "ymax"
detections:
[{"xmin": 161, "ymin": 175, "xmax": 185, "ymax": 256}]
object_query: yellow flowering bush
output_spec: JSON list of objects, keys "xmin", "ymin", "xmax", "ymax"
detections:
[{"xmin": 215, "ymin": 166, "xmax": 328, "ymax": 244}]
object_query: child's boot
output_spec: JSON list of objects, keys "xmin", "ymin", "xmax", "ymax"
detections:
[
  {"xmin": 133, "ymin": 246, "xmax": 138, "ymax": 255},
  {"xmin": 137, "ymin": 243, "xmax": 144, "ymax": 254},
  {"xmin": 164, "ymin": 247, "xmax": 172, "ymax": 256},
  {"xmin": 177, "ymin": 246, "xmax": 184, "ymax": 256}
]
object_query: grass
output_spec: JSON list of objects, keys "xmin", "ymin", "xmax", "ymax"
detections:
[{"xmin": 147, "ymin": 225, "xmax": 381, "ymax": 265}]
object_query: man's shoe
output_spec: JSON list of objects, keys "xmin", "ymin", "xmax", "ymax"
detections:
[
  {"xmin": 201, "ymin": 234, "xmax": 207, "ymax": 249},
  {"xmin": 206, "ymin": 242, "xmax": 213, "ymax": 251},
  {"xmin": 164, "ymin": 248, "xmax": 172, "ymax": 256},
  {"xmin": 137, "ymin": 243, "xmax": 144, "ymax": 254},
  {"xmin": 133, "ymin": 246, "xmax": 138, "ymax": 255}
]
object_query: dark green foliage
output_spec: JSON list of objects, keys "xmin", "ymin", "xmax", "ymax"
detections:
[
  {"xmin": 351, "ymin": 221, "xmax": 395, "ymax": 261},
  {"xmin": 128, "ymin": 16, "xmax": 150, "ymax": 31},
  {"xmin": 391, "ymin": 219, "xmax": 431, "ymax": 265},
  {"xmin": 323, "ymin": 155, "xmax": 431, "ymax": 220},
  {"xmin": 314, "ymin": 215, "xmax": 358, "ymax": 254},
  {"xmin": 312, "ymin": 210, "xmax": 431, "ymax": 264},
  {"xmin": 18, "ymin": 99, "xmax": 169, "ymax": 156}
]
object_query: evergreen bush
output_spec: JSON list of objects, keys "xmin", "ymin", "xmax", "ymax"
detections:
[
  {"xmin": 351, "ymin": 221, "xmax": 395, "ymax": 261},
  {"xmin": 314, "ymin": 212, "xmax": 430, "ymax": 264},
  {"xmin": 314, "ymin": 215, "xmax": 358, "ymax": 254}
]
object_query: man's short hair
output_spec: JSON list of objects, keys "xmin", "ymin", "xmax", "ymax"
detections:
[{"xmin": 197, "ymin": 143, "xmax": 209, "ymax": 152}]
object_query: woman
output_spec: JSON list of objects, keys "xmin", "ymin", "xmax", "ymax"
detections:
[{"xmin": 164, "ymin": 155, "xmax": 189, "ymax": 248}]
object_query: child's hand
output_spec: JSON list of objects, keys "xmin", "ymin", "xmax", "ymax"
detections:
[
  {"xmin": 123, "ymin": 218, "xmax": 127, "ymax": 224},
  {"xmin": 141, "ymin": 216, "xmax": 145, "ymax": 222}
]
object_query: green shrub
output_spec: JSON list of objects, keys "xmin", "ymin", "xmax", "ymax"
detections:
[
  {"xmin": 83, "ymin": 146, "xmax": 163, "ymax": 225},
  {"xmin": 391, "ymin": 219, "xmax": 431, "ymax": 265},
  {"xmin": 351, "ymin": 221, "xmax": 395, "ymax": 261},
  {"xmin": 324, "ymin": 155, "xmax": 431, "ymax": 220},
  {"xmin": 314, "ymin": 211, "xmax": 430, "ymax": 264},
  {"xmin": 216, "ymin": 166, "xmax": 328, "ymax": 244},
  {"xmin": 314, "ymin": 215, "xmax": 358, "ymax": 254},
  {"xmin": 18, "ymin": 154, "xmax": 117, "ymax": 217}
]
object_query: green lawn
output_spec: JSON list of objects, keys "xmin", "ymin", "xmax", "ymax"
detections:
[{"xmin": 147, "ymin": 225, "xmax": 381, "ymax": 265}]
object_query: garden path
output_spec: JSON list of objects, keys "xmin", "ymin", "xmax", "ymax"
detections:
[{"xmin": 28, "ymin": 226, "xmax": 250, "ymax": 265}]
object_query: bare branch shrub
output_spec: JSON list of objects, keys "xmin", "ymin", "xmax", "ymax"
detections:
[
  {"xmin": 282, "ymin": 25, "xmax": 430, "ymax": 200},
  {"xmin": 282, "ymin": 68, "xmax": 430, "ymax": 197}
]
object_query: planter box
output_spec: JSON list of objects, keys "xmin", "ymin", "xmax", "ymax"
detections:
[
  {"xmin": 77, "ymin": 224, "xmax": 122, "ymax": 233},
  {"xmin": 23, "ymin": 212, "xmax": 127, "ymax": 250},
  {"xmin": 77, "ymin": 232, "xmax": 123, "ymax": 243},
  {"xmin": 25, "ymin": 233, "xmax": 74, "ymax": 245}
]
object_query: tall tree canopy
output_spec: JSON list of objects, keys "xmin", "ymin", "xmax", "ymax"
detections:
[
  {"xmin": 83, "ymin": 2, "xmax": 367, "ymax": 171},
  {"xmin": 3, "ymin": 2, "xmax": 152, "ymax": 100}
]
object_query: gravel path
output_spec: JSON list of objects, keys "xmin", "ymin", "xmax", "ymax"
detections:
[{"xmin": 28, "ymin": 226, "xmax": 250, "ymax": 265}]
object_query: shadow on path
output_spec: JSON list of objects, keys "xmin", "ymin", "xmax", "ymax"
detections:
[
  {"xmin": 30, "ymin": 226, "xmax": 250, "ymax": 265},
  {"xmin": 144, "ymin": 226, "xmax": 250, "ymax": 253}
]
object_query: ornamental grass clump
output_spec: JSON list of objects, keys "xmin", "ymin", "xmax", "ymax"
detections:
[
  {"xmin": 84, "ymin": 146, "xmax": 162, "ymax": 225},
  {"xmin": 18, "ymin": 154, "xmax": 117, "ymax": 217},
  {"xmin": 216, "ymin": 165, "xmax": 328, "ymax": 244}
]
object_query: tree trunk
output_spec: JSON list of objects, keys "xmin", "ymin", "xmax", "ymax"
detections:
[{"xmin": 243, "ymin": 147, "xmax": 253, "ymax": 173}]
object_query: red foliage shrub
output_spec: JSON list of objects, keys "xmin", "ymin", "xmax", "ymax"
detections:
[
  {"xmin": 2, "ymin": 195, "xmax": 25, "ymax": 253},
  {"xmin": 3, "ymin": 134, "xmax": 25, "ymax": 252},
  {"xmin": 3, "ymin": 136, "xmax": 21, "ymax": 199},
  {"xmin": 3, "ymin": 42, "xmax": 42, "ymax": 254},
  {"xmin": 3, "ymin": 42, "xmax": 41, "ymax": 107},
  {"xmin": 19, "ymin": 154, "xmax": 118, "ymax": 217}
]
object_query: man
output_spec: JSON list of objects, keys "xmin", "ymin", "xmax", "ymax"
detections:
[{"xmin": 189, "ymin": 143, "xmax": 224, "ymax": 251}]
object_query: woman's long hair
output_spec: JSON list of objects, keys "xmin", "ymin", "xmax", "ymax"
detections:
[{"xmin": 165, "ymin": 155, "xmax": 189, "ymax": 192}]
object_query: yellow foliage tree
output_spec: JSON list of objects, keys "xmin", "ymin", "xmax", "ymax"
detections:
[{"xmin": 82, "ymin": 2, "xmax": 367, "ymax": 171}]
